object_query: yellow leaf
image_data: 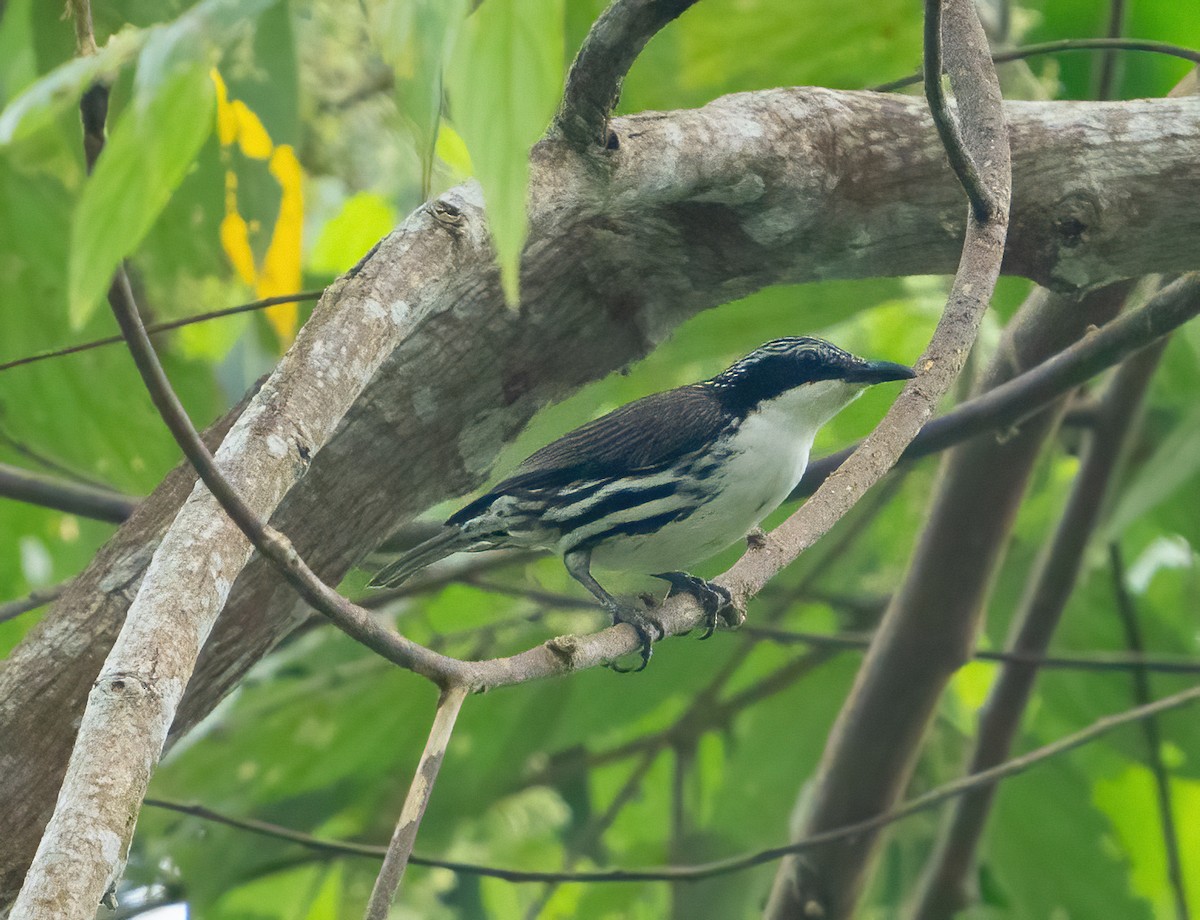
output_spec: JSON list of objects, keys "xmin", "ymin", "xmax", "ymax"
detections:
[
  {"xmin": 219, "ymin": 207, "xmax": 256, "ymax": 286},
  {"xmin": 231, "ymin": 99, "xmax": 273, "ymax": 160},
  {"xmin": 211, "ymin": 69, "xmax": 236, "ymax": 146},
  {"xmin": 258, "ymin": 144, "xmax": 304, "ymax": 343}
]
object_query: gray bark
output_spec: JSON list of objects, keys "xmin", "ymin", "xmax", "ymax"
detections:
[{"xmin": 2, "ymin": 87, "xmax": 1200, "ymax": 907}]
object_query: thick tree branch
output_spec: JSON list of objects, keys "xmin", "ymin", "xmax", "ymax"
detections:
[
  {"xmin": 11, "ymin": 268, "xmax": 467, "ymax": 914},
  {"xmin": 3, "ymin": 88, "xmax": 1200, "ymax": 906}
]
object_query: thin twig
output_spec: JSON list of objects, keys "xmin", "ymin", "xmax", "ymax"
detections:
[
  {"xmin": 0, "ymin": 580, "xmax": 72, "ymax": 624},
  {"xmin": 365, "ymin": 685, "xmax": 467, "ymax": 919},
  {"xmin": 66, "ymin": 0, "xmax": 97, "ymax": 57},
  {"xmin": 523, "ymin": 748, "xmax": 661, "ymax": 919},
  {"xmin": 552, "ymin": 0, "xmax": 699, "ymax": 149},
  {"xmin": 1109, "ymin": 544, "xmax": 1191, "ymax": 920},
  {"xmin": 744, "ymin": 625, "xmax": 1200, "ymax": 675},
  {"xmin": 1095, "ymin": 0, "xmax": 1128, "ymax": 101},
  {"xmin": 143, "ymin": 682, "xmax": 1200, "ymax": 884},
  {"xmin": 872, "ymin": 37, "xmax": 1200, "ymax": 92},
  {"xmin": 0, "ymin": 423, "xmax": 116, "ymax": 488},
  {"xmin": 0, "ymin": 291, "xmax": 323, "ymax": 374},
  {"xmin": 0, "ymin": 461, "xmax": 137, "ymax": 523},
  {"xmin": 923, "ymin": 0, "xmax": 994, "ymax": 221}
]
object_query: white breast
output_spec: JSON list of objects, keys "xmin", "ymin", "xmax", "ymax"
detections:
[{"xmin": 589, "ymin": 380, "xmax": 862, "ymax": 574}]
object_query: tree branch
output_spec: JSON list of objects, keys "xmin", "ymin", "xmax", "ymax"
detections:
[
  {"xmin": 552, "ymin": 0, "xmax": 699, "ymax": 149},
  {"xmin": 0, "ymin": 291, "xmax": 322, "ymax": 374},
  {"xmin": 10, "ymin": 256, "xmax": 466, "ymax": 913},
  {"xmin": 907, "ymin": 331, "xmax": 1168, "ymax": 920},
  {"xmin": 767, "ymin": 0, "xmax": 1012, "ymax": 912},
  {"xmin": 4, "ymin": 87, "xmax": 1200, "ymax": 906},
  {"xmin": 797, "ymin": 273, "xmax": 1200, "ymax": 496},
  {"xmin": 923, "ymin": 0, "xmax": 993, "ymax": 220},
  {"xmin": 104, "ymin": 268, "xmax": 462, "ymax": 683},
  {"xmin": 0, "ymin": 580, "xmax": 71, "ymax": 625},
  {"xmin": 0, "ymin": 461, "xmax": 135, "ymax": 523},
  {"xmin": 743, "ymin": 624, "xmax": 1200, "ymax": 676},
  {"xmin": 872, "ymin": 37, "xmax": 1200, "ymax": 93},
  {"xmin": 1108, "ymin": 543, "xmax": 1192, "ymax": 920},
  {"xmin": 365, "ymin": 686, "xmax": 467, "ymax": 918},
  {"xmin": 141, "ymin": 682, "xmax": 1200, "ymax": 884}
]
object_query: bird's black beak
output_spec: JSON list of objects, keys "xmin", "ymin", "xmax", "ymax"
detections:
[{"xmin": 846, "ymin": 360, "xmax": 917, "ymax": 385}]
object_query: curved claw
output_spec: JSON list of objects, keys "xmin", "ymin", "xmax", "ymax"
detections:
[
  {"xmin": 652, "ymin": 572, "xmax": 734, "ymax": 639},
  {"xmin": 606, "ymin": 605, "xmax": 664, "ymax": 673}
]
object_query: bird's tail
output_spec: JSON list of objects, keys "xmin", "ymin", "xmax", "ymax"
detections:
[{"xmin": 368, "ymin": 526, "xmax": 475, "ymax": 588}]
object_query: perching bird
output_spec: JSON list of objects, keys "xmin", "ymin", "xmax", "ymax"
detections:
[{"xmin": 371, "ymin": 337, "xmax": 914, "ymax": 668}]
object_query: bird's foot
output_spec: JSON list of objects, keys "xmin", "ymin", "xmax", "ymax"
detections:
[
  {"xmin": 653, "ymin": 572, "xmax": 735, "ymax": 640},
  {"xmin": 605, "ymin": 602, "xmax": 664, "ymax": 674}
]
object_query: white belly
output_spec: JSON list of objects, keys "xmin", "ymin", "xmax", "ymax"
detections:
[{"xmin": 588, "ymin": 405, "xmax": 816, "ymax": 574}]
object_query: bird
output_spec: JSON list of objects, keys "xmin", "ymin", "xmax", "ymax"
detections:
[{"xmin": 370, "ymin": 337, "xmax": 914, "ymax": 669}]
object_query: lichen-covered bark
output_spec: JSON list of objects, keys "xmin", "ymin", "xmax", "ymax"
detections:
[{"xmin": 2, "ymin": 88, "xmax": 1199, "ymax": 907}]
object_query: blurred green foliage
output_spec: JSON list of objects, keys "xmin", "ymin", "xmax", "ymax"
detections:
[{"xmin": 1, "ymin": 0, "xmax": 1199, "ymax": 917}]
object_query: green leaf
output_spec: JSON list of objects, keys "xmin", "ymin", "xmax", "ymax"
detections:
[
  {"xmin": 60, "ymin": 0, "xmax": 281, "ymax": 326},
  {"xmin": 1105, "ymin": 404, "xmax": 1200, "ymax": 541},
  {"xmin": 446, "ymin": 0, "xmax": 564, "ymax": 307},
  {"xmin": 988, "ymin": 755, "xmax": 1154, "ymax": 919},
  {"xmin": 67, "ymin": 61, "xmax": 214, "ymax": 328},
  {"xmin": 367, "ymin": 0, "xmax": 467, "ymax": 197},
  {"xmin": 0, "ymin": 27, "xmax": 146, "ymax": 146},
  {"xmin": 309, "ymin": 191, "xmax": 398, "ymax": 276}
]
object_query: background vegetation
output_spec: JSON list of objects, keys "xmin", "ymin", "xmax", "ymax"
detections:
[{"xmin": 1, "ymin": 0, "xmax": 1199, "ymax": 917}]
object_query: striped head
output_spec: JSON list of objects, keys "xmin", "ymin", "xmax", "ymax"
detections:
[{"xmin": 705, "ymin": 337, "xmax": 915, "ymax": 419}]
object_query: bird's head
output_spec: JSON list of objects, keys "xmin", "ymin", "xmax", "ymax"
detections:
[{"xmin": 707, "ymin": 337, "xmax": 916, "ymax": 422}]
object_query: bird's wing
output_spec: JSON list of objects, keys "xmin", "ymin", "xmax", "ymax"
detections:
[{"xmin": 448, "ymin": 385, "xmax": 727, "ymax": 523}]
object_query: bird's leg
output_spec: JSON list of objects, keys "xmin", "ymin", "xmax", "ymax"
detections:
[
  {"xmin": 564, "ymin": 548, "xmax": 662, "ymax": 672},
  {"xmin": 652, "ymin": 572, "xmax": 735, "ymax": 640}
]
